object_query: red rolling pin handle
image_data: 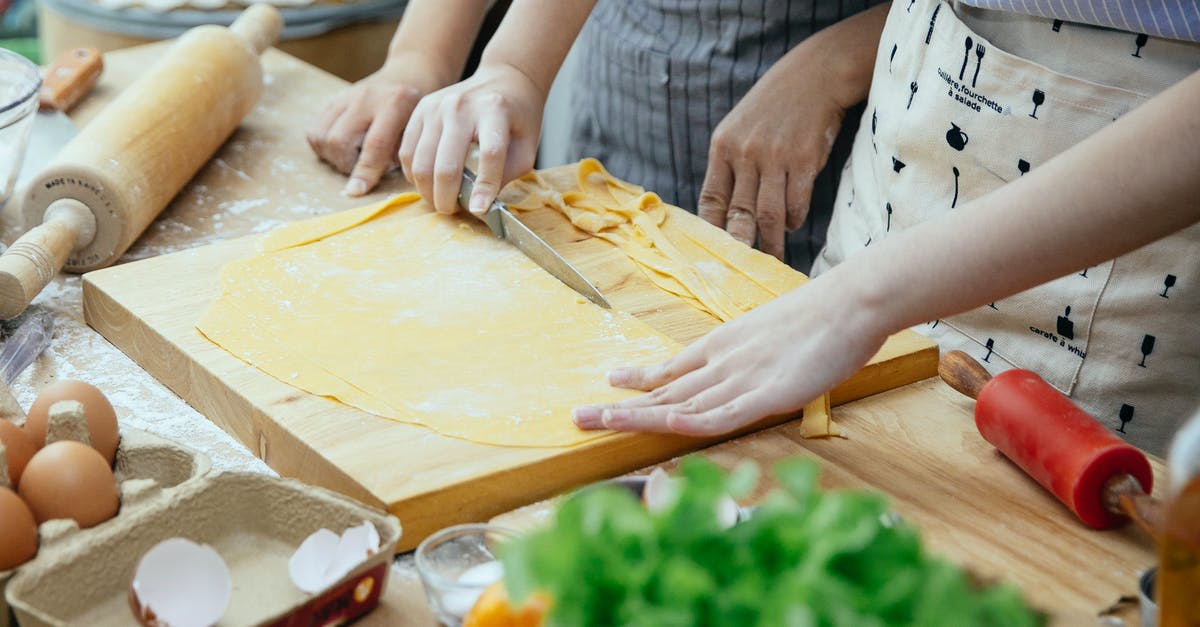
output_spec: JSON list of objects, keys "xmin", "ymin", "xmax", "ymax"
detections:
[{"xmin": 975, "ymin": 369, "xmax": 1153, "ymax": 529}]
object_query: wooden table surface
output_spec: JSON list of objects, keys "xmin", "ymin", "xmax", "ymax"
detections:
[{"xmin": 10, "ymin": 42, "xmax": 1158, "ymax": 627}]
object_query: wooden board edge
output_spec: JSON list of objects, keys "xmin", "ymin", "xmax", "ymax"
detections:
[
  {"xmin": 388, "ymin": 424, "xmax": 794, "ymax": 551},
  {"xmin": 832, "ymin": 330, "xmax": 940, "ymax": 406},
  {"xmin": 81, "ymin": 271, "xmax": 387, "ymax": 512}
]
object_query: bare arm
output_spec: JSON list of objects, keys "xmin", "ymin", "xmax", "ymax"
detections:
[
  {"xmin": 385, "ymin": 0, "xmax": 497, "ymax": 88},
  {"xmin": 844, "ymin": 68, "xmax": 1200, "ymax": 336},
  {"xmin": 576, "ymin": 68, "xmax": 1200, "ymax": 436},
  {"xmin": 399, "ymin": 0, "xmax": 598, "ymax": 214},
  {"xmin": 307, "ymin": 0, "xmax": 493, "ymax": 195}
]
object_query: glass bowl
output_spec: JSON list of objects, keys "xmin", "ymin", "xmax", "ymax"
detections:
[{"xmin": 0, "ymin": 49, "xmax": 42, "ymax": 208}]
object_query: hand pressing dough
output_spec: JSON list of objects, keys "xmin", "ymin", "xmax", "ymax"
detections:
[
  {"xmin": 199, "ymin": 160, "xmax": 836, "ymax": 444},
  {"xmin": 507, "ymin": 160, "xmax": 838, "ymax": 437},
  {"xmin": 198, "ymin": 193, "xmax": 682, "ymax": 447}
]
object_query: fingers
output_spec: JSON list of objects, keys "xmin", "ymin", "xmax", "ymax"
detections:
[
  {"xmin": 308, "ymin": 97, "xmax": 346, "ymax": 154},
  {"xmin": 724, "ymin": 166, "xmax": 759, "ymax": 247},
  {"xmin": 471, "ymin": 105, "xmax": 512, "ymax": 215},
  {"xmin": 397, "ymin": 103, "xmax": 425, "ymax": 190},
  {"xmin": 403, "ymin": 105, "xmax": 448, "ymax": 211},
  {"xmin": 574, "ymin": 378, "xmax": 741, "ymax": 433},
  {"xmin": 432, "ymin": 101, "xmax": 475, "ymax": 215},
  {"xmin": 577, "ymin": 382, "xmax": 776, "ymax": 437},
  {"xmin": 756, "ymin": 170, "xmax": 787, "ymax": 260},
  {"xmin": 697, "ymin": 158, "xmax": 733, "ymax": 228},
  {"xmin": 607, "ymin": 345, "xmax": 706, "ymax": 392},
  {"xmin": 785, "ymin": 168, "xmax": 816, "ymax": 232},
  {"xmin": 308, "ymin": 99, "xmax": 361, "ymax": 174},
  {"xmin": 345, "ymin": 98, "xmax": 412, "ymax": 197},
  {"xmin": 666, "ymin": 389, "xmax": 784, "ymax": 436}
]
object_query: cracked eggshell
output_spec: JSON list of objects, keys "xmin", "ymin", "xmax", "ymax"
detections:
[
  {"xmin": 289, "ymin": 521, "xmax": 381, "ymax": 594},
  {"xmin": 641, "ymin": 467, "xmax": 742, "ymax": 529},
  {"xmin": 129, "ymin": 538, "xmax": 231, "ymax": 627}
]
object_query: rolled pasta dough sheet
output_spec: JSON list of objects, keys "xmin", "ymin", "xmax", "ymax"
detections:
[{"xmin": 198, "ymin": 193, "xmax": 682, "ymax": 447}]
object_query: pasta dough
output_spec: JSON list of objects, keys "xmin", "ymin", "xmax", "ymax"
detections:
[
  {"xmin": 198, "ymin": 193, "xmax": 682, "ymax": 447},
  {"xmin": 198, "ymin": 160, "xmax": 836, "ymax": 447}
]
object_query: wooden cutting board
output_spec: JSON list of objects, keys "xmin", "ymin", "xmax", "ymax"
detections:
[{"xmin": 82, "ymin": 192, "xmax": 938, "ymax": 551}]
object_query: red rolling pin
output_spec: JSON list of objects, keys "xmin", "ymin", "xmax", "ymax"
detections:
[{"xmin": 939, "ymin": 351, "xmax": 1159, "ymax": 533}]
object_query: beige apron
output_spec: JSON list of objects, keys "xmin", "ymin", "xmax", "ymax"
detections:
[{"xmin": 815, "ymin": 0, "xmax": 1200, "ymax": 456}]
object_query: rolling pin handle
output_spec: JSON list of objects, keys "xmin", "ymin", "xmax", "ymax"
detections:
[
  {"xmin": 938, "ymin": 350, "xmax": 992, "ymax": 400},
  {"xmin": 1103, "ymin": 473, "xmax": 1163, "ymax": 542},
  {"xmin": 229, "ymin": 4, "xmax": 284, "ymax": 56},
  {"xmin": 0, "ymin": 198, "xmax": 96, "ymax": 320}
]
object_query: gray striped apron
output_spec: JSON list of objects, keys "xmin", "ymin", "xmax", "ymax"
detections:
[{"xmin": 565, "ymin": 0, "xmax": 886, "ymax": 271}]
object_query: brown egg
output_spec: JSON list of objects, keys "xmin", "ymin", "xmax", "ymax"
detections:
[
  {"xmin": 19, "ymin": 441, "xmax": 119, "ymax": 528},
  {"xmin": 0, "ymin": 419, "xmax": 37, "ymax": 488},
  {"xmin": 0, "ymin": 486, "xmax": 38, "ymax": 571},
  {"xmin": 24, "ymin": 380, "xmax": 119, "ymax": 465}
]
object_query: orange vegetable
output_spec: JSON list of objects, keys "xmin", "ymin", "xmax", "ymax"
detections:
[{"xmin": 463, "ymin": 581, "xmax": 550, "ymax": 627}]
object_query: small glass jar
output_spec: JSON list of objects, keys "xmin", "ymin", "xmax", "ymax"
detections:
[
  {"xmin": 0, "ymin": 49, "xmax": 41, "ymax": 208},
  {"xmin": 1158, "ymin": 413, "xmax": 1200, "ymax": 626},
  {"xmin": 415, "ymin": 523, "xmax": 518, "ymax": 627}
]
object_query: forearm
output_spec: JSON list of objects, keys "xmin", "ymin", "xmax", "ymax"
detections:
[
  {"xmin": 786, "ymin": 3, "xmax": 889, "ymax": 109},
  {"xmin": 479, "ymin": 0, "xmax": 597, "ymax": 98},
  {"xmin": 387, "ymin": 0, "xmax": 496, "ymax": 86},
  {"xmin": 837, "ymin": 68, "xmax": 1200, "ymax": 337}
]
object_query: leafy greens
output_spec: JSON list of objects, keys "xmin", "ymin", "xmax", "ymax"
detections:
[{"xmin": 500, "ymin": 457, "xmax": 1041, "ymax": 627}]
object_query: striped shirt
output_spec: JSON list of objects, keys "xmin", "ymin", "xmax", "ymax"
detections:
[
  {"xmin": 959, "ymin": 0, "xmax": 1200, "ymax": 41},
  {"xmin": 566, "ymin": 1, "xmax": 885, "ymax": 270}
]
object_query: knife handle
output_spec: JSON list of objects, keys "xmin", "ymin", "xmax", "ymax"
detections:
[
  {"xmin": 460, "ymin": 168, "xmax": 506, "ymax": 236},
  {"xmin": 39, "ymin": 47, "xmax": 104, "ymax": 113}
]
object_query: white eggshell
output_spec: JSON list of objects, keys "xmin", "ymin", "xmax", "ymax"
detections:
[
  {"xmin": 131, "ymin": 538, "xmax": 231, "ymax": 627},
  {"xmin": 642, "ymin": 468, "xmax": 679, "ymax": 513},
  {"xmin": 715, "ymin": 496, "xmax": 740, "ymax": 530},
  {"xmin": 289, "ymin": 521, "xmax": 381, "ymax": 594},
  {"xmin": 327, "ymin": 521, "xmax": 381, "ymax": 582},
  {"xmin": 288, "ymin": 528, "xmax": 340, "ymax": 594}
]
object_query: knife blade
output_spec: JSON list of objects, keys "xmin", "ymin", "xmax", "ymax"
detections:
[{"xmin": 459, "ymin": 168, "xmax": 610, "ymax": 308}]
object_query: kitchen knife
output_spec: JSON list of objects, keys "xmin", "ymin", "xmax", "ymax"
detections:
[{"xmin": 458, "ymin": 168, "xmax": 610, "ymax": 308}]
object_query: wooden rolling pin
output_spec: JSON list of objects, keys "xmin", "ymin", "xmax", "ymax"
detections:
[
  {"xmin": 0, "ymin": 4, "xmax": 283, "ymax": 320},
  {"xmin": 939, "ymin": 350, "xmax": 1162, "ymax": 537}
]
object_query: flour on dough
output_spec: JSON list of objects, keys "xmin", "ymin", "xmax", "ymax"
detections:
[
  {"xmin": 197, "ymin": 193, "xmax": 682, "ymax": 447},
  {"xmin": 199, "ymin": 161, "xmax": 836, "ymax": 444}
]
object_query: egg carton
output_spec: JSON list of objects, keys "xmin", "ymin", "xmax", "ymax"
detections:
[
  {"xmin": 7, "ymin": 471, "xmax": 401, "ymax": 626},
  {"xmin": 0, "ymin": 428, "xmax": 211, "ymax": 627}
]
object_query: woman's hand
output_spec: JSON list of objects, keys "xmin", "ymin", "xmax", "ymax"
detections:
[
  {"xmin": 573, "ymin": 271, "xmax": 889, "ymax": 436},
  {"xmin": 698, "ymin": 63, "xmax": 847, "ymax": 260},
  {"xmin": 398, "ymin": 62, "xmax": 545, "ymax": 215},
  {"xmin": 308, "ymin": 57, "xmax": 449, "ymax": 196},
  {"xmin": 699, "ymin": 4, "xmax": 887, "ymax": 260}
]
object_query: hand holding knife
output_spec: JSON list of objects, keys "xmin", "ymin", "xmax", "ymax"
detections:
[{"xmin": 458, "ymin": 168, "xmax": 610, "ymax": 309}]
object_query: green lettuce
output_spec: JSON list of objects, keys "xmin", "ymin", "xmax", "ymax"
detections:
[{"xmin": 500, "ymin": 457, "xmax": 1041, "ymax": 627}]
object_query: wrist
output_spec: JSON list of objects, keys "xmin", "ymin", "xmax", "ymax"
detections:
[
  {"xmin": 793, "ymin": 4, "xmax": 886, "ymax": 109},
  {"xmin": 477, "ymin": 52, "xmax": 552, "ymax": 101},
  {"xmin": 379, "ymin": 50, "xmax": 458, "ymax": 93},
  {"xmin": 817, "ymin": 255, "xmax": 902, "ymax": 349}
]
